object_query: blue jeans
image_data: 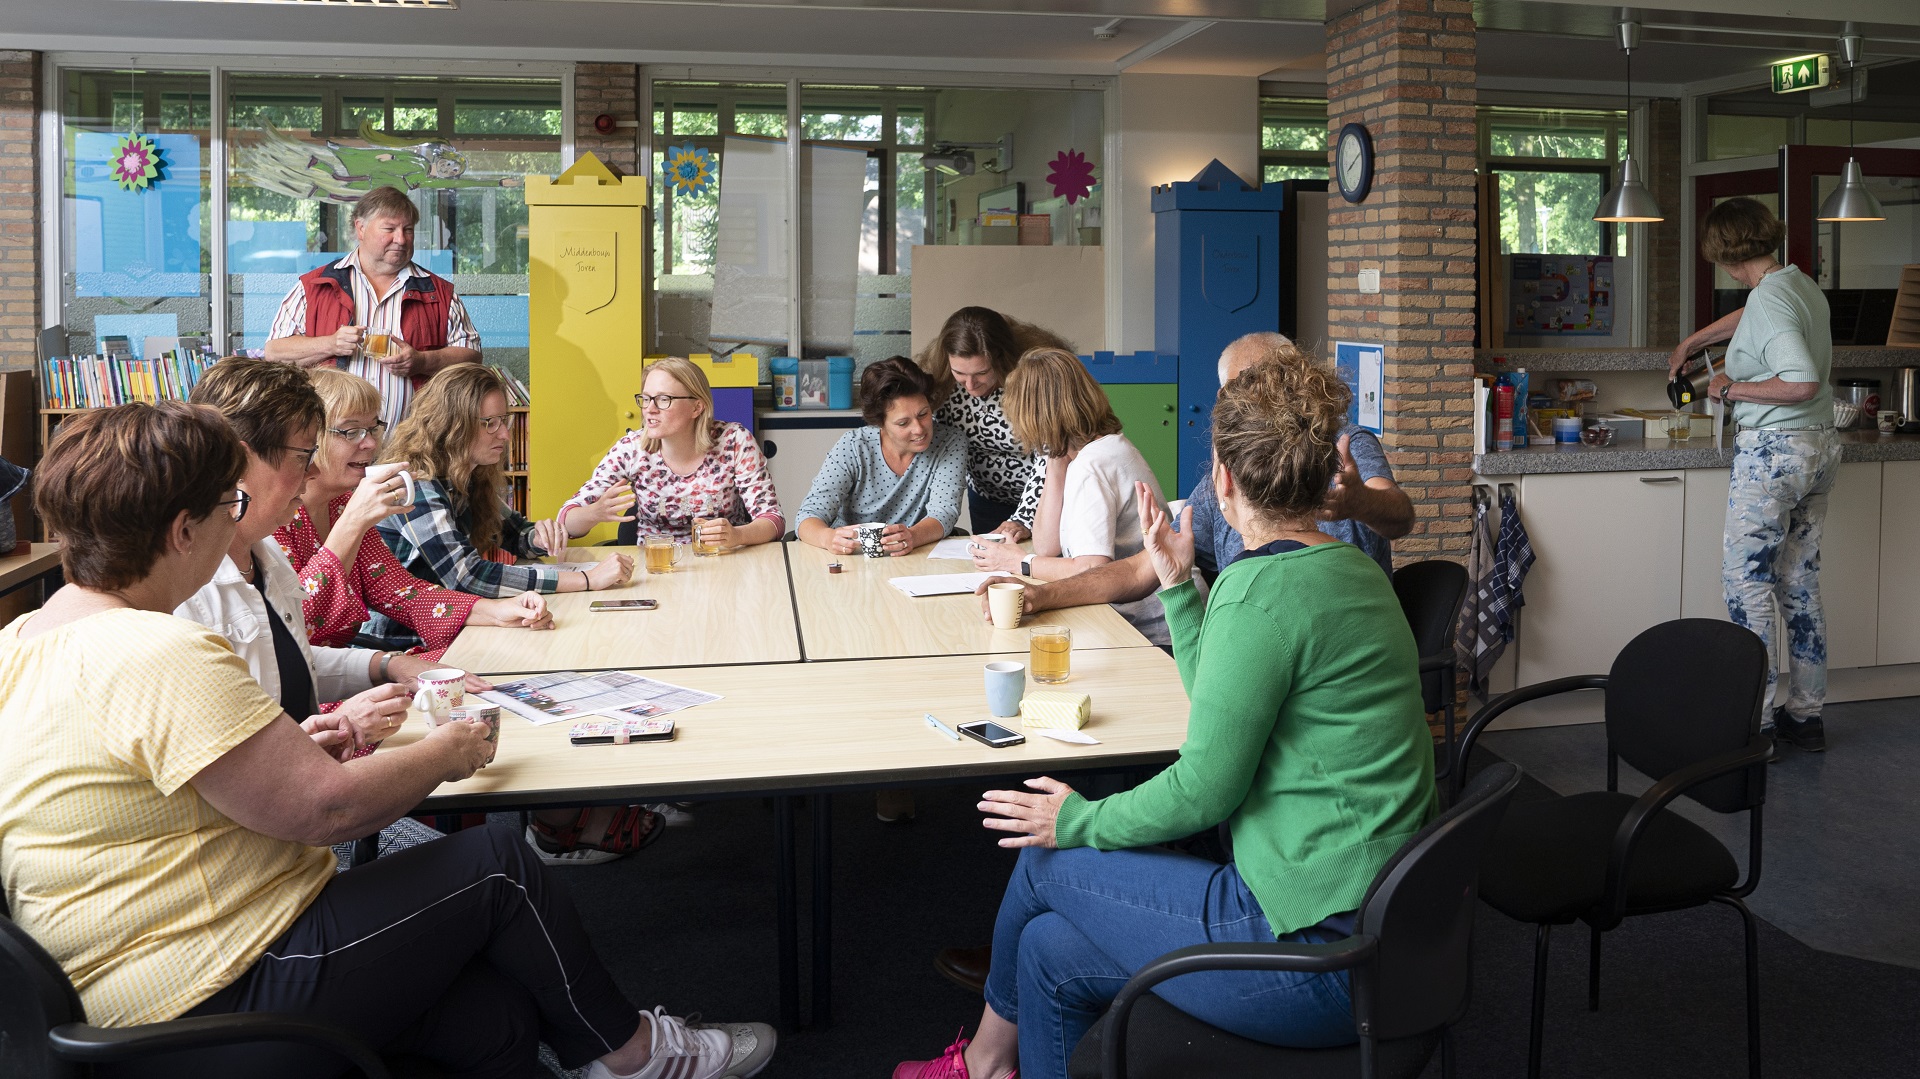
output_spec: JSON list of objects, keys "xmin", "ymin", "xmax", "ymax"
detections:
[
  {"xmin": 1724, "ymin": 429, "xmax": 1842, "ymax": 722},
  {"xmin": 983, "ymin": 846, "xmax": 1356, "ymax": 1079}
]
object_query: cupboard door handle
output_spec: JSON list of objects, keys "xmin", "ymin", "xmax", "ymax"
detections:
[{"xmin": 1639, "ymin": 476, "xmax": 1682, "ymax": 484}]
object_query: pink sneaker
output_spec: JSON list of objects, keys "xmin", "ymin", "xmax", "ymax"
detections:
[{"xmin": 892, "ymin": 1032, "xmax": 1016, "ymax": 1079}]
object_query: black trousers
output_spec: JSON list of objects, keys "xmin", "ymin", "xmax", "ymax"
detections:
[
  {"xmin": 143, "ymin": 824, "xmax": 640, "ymax": 1079},
  {"xmin": 968, "ymin": 489, "xmax": 1017, "ymax": 536}
]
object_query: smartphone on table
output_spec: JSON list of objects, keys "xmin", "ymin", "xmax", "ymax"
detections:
[
  {"xmin": 958, "ymin": 720, "xmax": 1025, "ymax": 748},
  {"xmin": 589, "ymin": 599, "xmax": 658, "ymax": 612}
]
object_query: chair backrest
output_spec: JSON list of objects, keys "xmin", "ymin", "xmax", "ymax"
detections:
[
  {"xmin": 1606, "ymin": 618, "xmax": 1768, "ymax": 813},
  {"xmin": 1393, "ymin": 560, "xmax": 1468, "ymax": 712},
  {"xmin": 0, "ymin": 913, "xmax": 87, "ymax": 1079},
  {"xmin": 1353, "ymin": 763, "xmax": 1521, "ymax": 1041}
]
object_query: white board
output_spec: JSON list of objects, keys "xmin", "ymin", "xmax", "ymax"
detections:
[{"xmin": 709, "ymin": 136, "xmax": 865, "ymax": 353}]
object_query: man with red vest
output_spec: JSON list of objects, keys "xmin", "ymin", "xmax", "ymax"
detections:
[{"xmin": 265, "ymin": 185, "xmax": 482, "ymax": 430}]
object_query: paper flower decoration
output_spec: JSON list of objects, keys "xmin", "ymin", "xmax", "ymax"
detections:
[
  {"xmin": 665, "ymin": 143, "xmax": 716, "ymax": 198},
  {"xmin": 110, "ymin": 133, "xmax": 164, "ymax": 192},
  {"xmin": 1047, "ymin": 149, "xmax": 1096, "ymax": 205}
]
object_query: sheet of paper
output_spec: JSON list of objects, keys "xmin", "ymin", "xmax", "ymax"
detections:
[
  {"xmin": 926, "ymin": 536, "xmax": 985, "ymax": 560},
  {"xmin": 889, "ymin": 572, "xmax": 991, "ymax": 597},
  {"xmin": 481, "ymin": 671, "xmax": 686, "ymax": 727},
  {"xmin": 548, "ymin": 561, "xmax": 600, "ymax": 573},
  {"xmin": 1039, "ymin": 728, "xmax": 1101, "ymax": 745},
  {"xmin": 590, "ymin": 676, "xmax": 723, "ymax": 720},
  {"xmin": 1358, "ymin": 347, "xmax": 1384, "ymax": 432}
]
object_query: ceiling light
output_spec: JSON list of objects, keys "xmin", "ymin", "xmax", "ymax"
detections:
[
  {"xmin": 1595, "ymin": 15, "xmax": 1664, "ymax": 224},
  {"xmin": 1818, "ymin": 23, "xmax": 1885, "ymax": 223}
]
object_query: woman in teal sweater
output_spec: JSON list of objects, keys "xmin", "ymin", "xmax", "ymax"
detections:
[{"xmin": 895, "ymin": 355, "xmax": 1437, "ymax": 1079}]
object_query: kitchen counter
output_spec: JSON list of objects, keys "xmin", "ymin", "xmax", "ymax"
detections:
[
  {"xmin": 1474, "ymin": 429, "xmax": 1920, "ymax": 475},
  {"xmin": 1475, "ymin": 347, "xmax": 1918, "ymax": 373}
]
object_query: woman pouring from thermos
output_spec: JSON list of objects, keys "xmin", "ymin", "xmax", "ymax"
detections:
[{"xmin": 1667, "ymin": 196, "xmax": 1840, "ymax": 754}]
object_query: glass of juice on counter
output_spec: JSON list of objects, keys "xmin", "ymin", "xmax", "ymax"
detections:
[{"xmin": 1029, "ymin": 624, "xmax": 1071, "ymax": 684}]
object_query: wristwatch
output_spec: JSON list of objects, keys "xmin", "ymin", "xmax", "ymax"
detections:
[
  {"xmin": 1020, "ymin": 555, "xmax": 1034, "ymax": 576},
  {"xmin": 1719, "ymin": 382, "xmax": 1735, "ymax": 405}
]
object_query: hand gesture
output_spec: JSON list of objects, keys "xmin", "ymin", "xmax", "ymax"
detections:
[
  {"xmin": 378, "ymin": 340, "xmax": 423, "ymax": 377},
  {"xmin": 299, "ymin": 714, "xmax": 357, "ymax": 761},
  {"xmin": 387, "ymin": 652, "xmax": 494, "ymax": 694},
  {"xmin": 828, "ymin": 525, "xmax": 861, "ymax": 555},
  {"xmin": 1319, "ymin": 435, "xmax": 1364, "ymax": 523},
  {"xmin": 587, "ymin": 552, "xmax": 634, "ymax": 591},
  {"xmin": 1138, "ymin": 480, "xmax": 1192, "ymax": 591},
  {"xmin": 696, "ymin": 516, "xmax": 736, "ymax": 550},
  {"xmin": 969, "ymin": 535, "xmax": 1024, "ymax": 574},
  {"xmin": 330, "ymin": 683, "xmax": 411, "ymax": 749},
  {"xmin": 426, "ymin": 717, "xmax": 496, "ymax": 777},
  {"xmin": 575, "ymin": 484, "xmax": 638, "ymax": 531},
  {"xmin": 531, "ymin": 517, "xmax": 568, "ymax": 560},
  {"xmin": 1708, "ymin": 372, "xmax": 1732, "ymax": 400},
  {"xmin": 979, "ymin": 777, "xmax": 1075, "ymax": 849},
  {"xmin": 476, "ymin": 591, "xmax": 553, "ymax": 630},
  {"xmin": 1667, "ymin": 342, "xmax": 1694, "ymax": 379},
  {"xmin": 331, "ymin": 324, "xmax": 366, "ymax": 359},
  {"xmin": 990, "ymin": 520, "xmax": 1032, "ymax": 544},
  {"xmin": 881, "ymin": 522, "xmax": 914, "ymax": 557},
  {"xmin": 338, "ymin": 469, "xmax": 412, "ymax": 536}
]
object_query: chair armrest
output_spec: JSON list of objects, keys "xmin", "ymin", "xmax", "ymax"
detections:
[
  {"xmin": 1451, "ymin": 675, "xmax": 1608, "ymax": 799},
  {"xmin": 50, "ymin": 1012, "xmax": 390, "ymax": 1079},
  {"xmin": 1101, "ymin": 937, "xmax": 1377, "ymax": 1079},
  {"xmin": 1597, "ymin": 733, "xmax": 1771, "ymax": 929},
  {"xmin": 1418, "ymin": 652, "xmax": 1454, "ymax": 675}
]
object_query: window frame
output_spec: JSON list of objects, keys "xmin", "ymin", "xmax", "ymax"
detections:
[
  {"xmin": 1478, "ymin": 106, "xmax": 1629, "ymax": 257},
  {"xmin": 1259, "ymin": 96, "xmax": 1329, "ymax": 186}
]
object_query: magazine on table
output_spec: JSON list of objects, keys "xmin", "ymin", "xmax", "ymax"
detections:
[{"xmin": 479, "ymin": 671, "xmax": 721, "ymax": 727}]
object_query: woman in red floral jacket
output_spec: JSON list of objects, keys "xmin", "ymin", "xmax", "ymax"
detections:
[{"xmin": 277, "ymin": 369, "xmax": 552, "ymax": 660}]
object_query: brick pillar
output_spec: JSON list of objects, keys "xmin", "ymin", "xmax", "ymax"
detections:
[
  {"xmin": 1644, "ymin": 97, "xmax": 1683, "ymax": 347},
  {"xmin": 0, "ymin": 51, "xmax": 38, "ymax": 371},
  {"xmin": 1326, "ymin": 0, "xmax": 1476, "ymax": 563},
  {"xmin": 573, "ymin": 63, "xmax": 639, "ymax": 176}
]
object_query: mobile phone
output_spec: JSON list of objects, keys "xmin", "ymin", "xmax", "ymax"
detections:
[
  {"xmin": 569, "ymin": 718, "xmax": 675, "ymax": 744},
  {"xmin": 958, "ymin": 720, "xmax": 1025, "ymax": 748},
  {"xmin": 589, "ymin": 599, "xmax": 658, "ymax": 612}
]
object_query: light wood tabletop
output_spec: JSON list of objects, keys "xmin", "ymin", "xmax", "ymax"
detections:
[
  {"xmin": 0, "ymin": 543, "xmax": 60, "ymax": 596},
  {"xmin": 391, "ymin": 645, "xmax": 1189, "ymax": 812},
  {"xmin": 784, "ymin": 539, "xmax": 1152, "ymax": 661},
  {"xmin": 437, "ymin": 541, "xmax": 801, "ymax": 674}
]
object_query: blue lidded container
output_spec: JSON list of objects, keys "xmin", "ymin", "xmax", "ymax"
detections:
[
  {"xmin": 827, "ymin": 356, "xmax": 855, "ymax": 410},
  {"xmin": 770, "ymin": 357, "xmax": 800, "ymax": 410}
]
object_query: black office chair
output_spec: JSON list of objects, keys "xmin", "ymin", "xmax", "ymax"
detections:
[
  {"xmin": 1392, "ymin": 560, "xmax": 1469, "ymax": 786},
  {"xmin": 1452, "ymin": 618, "xmax": 1770, "ymax": 1079},
  {"xmin": 1068, "ymin": 762, "xmax": 1523, "ymax": 1079},
  {"xmin": 0, "ymin": 911, "xmax": 391, "ymax": 1079}
]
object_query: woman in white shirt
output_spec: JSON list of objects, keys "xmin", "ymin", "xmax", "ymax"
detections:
[{"xmin": 971, "ymin": 347, "xmax": 1170, "ymax": 646}]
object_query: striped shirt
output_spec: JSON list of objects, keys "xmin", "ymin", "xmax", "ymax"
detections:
[{"xmin": 266, "ymin": 252, "xmax": 481, "ymax": 430}]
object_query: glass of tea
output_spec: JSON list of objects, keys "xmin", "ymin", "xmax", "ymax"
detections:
[
  {"xmin": 362, "ymin": 333, "xmax": 392, "ymax": 361},
  {"xmin": 1028, "ymin": 624, "xmax": 1071, "ymax": 684},
  {"xmin": 690, "ymin": 517, "xmax": 722, "ymax": 557},
  {"xmin": 643, "ymin": 534, "xmax": 681, "ymax": 574}
]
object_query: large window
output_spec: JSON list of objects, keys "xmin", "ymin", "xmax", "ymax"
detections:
[
  {"xmin": 1260, "ymin": 98, "xmax": 1328, "ymax": 185},
  {"xmin": 1480, "ymin": 107, "xmax": 1628, "ymax": 256}
]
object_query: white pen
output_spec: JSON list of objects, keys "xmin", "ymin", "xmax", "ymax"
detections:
[{"xmin": 924, "ymin": 713, "xmax": 960, "ymax": 741}]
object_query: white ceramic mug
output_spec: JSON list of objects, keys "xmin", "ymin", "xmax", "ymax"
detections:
[
  {"xmin": 366, "ymin": 461, "xmax": 415, "ymax": 510},
  {"xmin": 415, "ymin": 668, "xmax": 466, "ymax": 714},
  {"xmin": 988, "ymin": 581, "xmax": 1025, "ymax": 630}
]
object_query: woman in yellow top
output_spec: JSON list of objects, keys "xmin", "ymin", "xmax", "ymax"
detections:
[{"xmin": 0, "ymin": 403, "xmax": 775, "ymax": 1079}]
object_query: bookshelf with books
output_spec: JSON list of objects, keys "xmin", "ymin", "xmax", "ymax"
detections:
[
  {"xmin": 37, "ymin": 349, "xmax": 218, "ymax": 452},
  {"xmin": 494, "ymin": 366, "xmax": 532, "ymax": 516}
]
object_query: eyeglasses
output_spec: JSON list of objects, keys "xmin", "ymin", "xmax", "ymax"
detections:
[
  {"xmin": 478, "ymin": 415, "xmax": 511, "ymax": 433},
  {"xmin": 280, "ymin": 444, "xmax": 319, "ymax": 472},
  {"xmin": 215, "ymin": 489, "xmax": 251, "ymax": 523},
  {"xmin": 635, "ymin": 394, "xmax": 698, "ymax": 411},
  {"xmin": 328, "ymin": 421, "xmax": 387, "ymax": 442}
]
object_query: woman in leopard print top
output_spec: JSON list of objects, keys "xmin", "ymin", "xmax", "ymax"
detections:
[{"xmin": 918, "ymin": 306, "xmax": 1074, "ymax": 540}]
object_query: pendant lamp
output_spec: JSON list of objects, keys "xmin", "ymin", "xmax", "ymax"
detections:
[
  {"xmin": 1596, "ymin": 16, "xmax": 1664, "ymax": 223},
  {"xmin": 1818, "ymin": 23, "xmax": 1885, "ymax": 223}
]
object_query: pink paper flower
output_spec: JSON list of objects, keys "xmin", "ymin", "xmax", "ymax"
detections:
[{"xmin": 1047, "ymin": 149, "xmax": 1096, "ymax": 205}]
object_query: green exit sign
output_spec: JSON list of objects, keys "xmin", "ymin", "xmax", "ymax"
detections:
[{"xmin": 1771, "ymin": 54, "xmax": 1832, "ymax": 93}]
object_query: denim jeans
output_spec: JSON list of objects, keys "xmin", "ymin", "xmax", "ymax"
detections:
[
  {"xmin": 1723, "ymin": 428, "xmax": 1842, "ymax": 722},
  {"xmin": 983, "ymin": 846, "xmax": 1356, "ymax": 1079}
]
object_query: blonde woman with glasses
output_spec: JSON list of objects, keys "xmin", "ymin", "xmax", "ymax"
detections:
[{"xmin": 541, "ymin": 356, "xmax": 783, "ymax": 554}]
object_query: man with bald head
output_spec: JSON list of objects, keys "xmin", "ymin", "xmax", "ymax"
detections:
[{"xmin": 975, "ymin": 332, "xmax": 1413, "ymax": 626}]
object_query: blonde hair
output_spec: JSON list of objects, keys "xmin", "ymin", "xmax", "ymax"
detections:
[
  {"xmin": 382, "ymin": 365, "xmax": 510, "ymax": 554},
  {"xmin": 915, "ymin": 308, "xmax": 1075, "ymax": 406},
  {"xmin": 641, "ymin": 357, "xmax": 715, "ymax": 457},
  {"xmin": 307, "ymin": 367, "xmax": 384, "ymax": 473},
  {"xmin": 1210, "ymin": 350, "xmax": 1350, "ymax": 528},
  {"xmin": 1000, "ymin": 347, "xmax": 1123, "ymax": 457}
]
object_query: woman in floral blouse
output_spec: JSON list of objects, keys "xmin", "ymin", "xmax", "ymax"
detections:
[
  {"xmin": 279, "ymin": 369, "xmax": 553, "ymax": 657},
  {"xmin": 543, "ymin": 356, "xmax": 783, "ymax": 552},
  {"xmin": 916, "ymin": 307, "xmax": 1075, "ymax": 541}
]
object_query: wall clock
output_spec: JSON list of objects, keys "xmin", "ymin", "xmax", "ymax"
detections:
[{"xmin": 1336, "ymin": 122, "xmax": 1374, "ymax": 203}]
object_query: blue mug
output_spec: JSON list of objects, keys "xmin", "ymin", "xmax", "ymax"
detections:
[{"xmin": 985, "ymin": 661, "xmax": 1026, "ymax": 718}]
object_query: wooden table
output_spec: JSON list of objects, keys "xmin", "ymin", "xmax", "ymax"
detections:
[
  {"xmin": 0, "ymin": 543, "xmax": 60, "ymax": 598},
  {"xmin": 438, "ymin": 542, "xmax": 802, "ymax": 674},
  {"xmin": 784, "ymin": 539, "xmax": 1152, "ymax": 661}
]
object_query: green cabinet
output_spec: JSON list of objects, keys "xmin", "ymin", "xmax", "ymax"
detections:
[{"xmin": 1105, "ymin": 383, "xmax": 1179, "ymax": 497}]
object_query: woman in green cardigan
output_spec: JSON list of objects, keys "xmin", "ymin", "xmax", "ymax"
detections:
[{"xmin": 894, "ymin": 355, "xmax": 1438, "ymax": 1079}]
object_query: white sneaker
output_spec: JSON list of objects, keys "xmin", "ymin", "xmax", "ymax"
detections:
[
  {"xmin": 646, "ymin": 802, "xmax": 696, "ymax": 828},
  {"xmin": 524, "ymin": 826, "xmax": 624, "ymax": 867},
  {"xmin": 586, "ymin": 1008, "xmax": 777, "ymax": 1079}
]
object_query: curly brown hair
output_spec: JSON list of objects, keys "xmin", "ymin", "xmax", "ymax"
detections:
[
  {"xmin": 915, "ymin": 307, "xmax": 1074, "ymax": 405},
  {"xmin": 381, "ymin": 365, "xmax": 511, "ymax": 554},
  {"xmin": 35, "ymin": 402, "xmax": 248, "ymax": 591},
  {"xmin": 1210, "ymin": 351, "xmax": 1351, "ymax": 528}
]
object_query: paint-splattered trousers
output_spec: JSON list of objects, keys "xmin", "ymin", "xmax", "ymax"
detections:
[{"xmin": 1723, "ymin": 427, "xmax": 1842, "ymax": 724}]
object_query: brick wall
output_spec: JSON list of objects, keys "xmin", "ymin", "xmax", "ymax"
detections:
[
  {"xmin": 1644, "ymin": 97, "xmax": 1683, "ymax": 344},
  {"xmin": 0, "ymin": 51, "xmax": 38, "ymax": 371},
  {"xmin": 573, "ymin": 63, "xmax": 639, "ymax": 177},
  {"xmin": 1325, "ymin": 0, "xmax": 1477, "ymax": 563}
]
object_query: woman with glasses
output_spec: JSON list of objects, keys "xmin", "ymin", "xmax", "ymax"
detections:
[
  {"xmin": 542, "ymin": 356, "xmax": 783, "ymax": 552},
  {"xmin": 376, "ymin": 365, "xmax": 633, "ymax": 606},
  {"xmin": 275, "ymin": 368, "xmax": 552, "ymax": 659},
  {"xmin": 176, "ymin": 359, "xmax": 466, "ymax": 755}
]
